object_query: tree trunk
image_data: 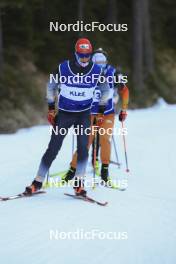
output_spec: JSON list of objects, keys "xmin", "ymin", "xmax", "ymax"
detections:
[
  {"xmin": 78, "ymin": 0, "xmax": 85, "ymax": 37},
  {"xmin": 132, "ymin": 0, "xmax": 144, "ymax": 92},
  {"xmin": 142, "ymin": 0, "xmax": 154, "ymax": 75},
  {"xmin": 107, "ymin": 0, "xmax": 118, "ymax": 24},
  {"xmin": 0, "ymin": 8, "xmax": 4, "ymax": 74}
]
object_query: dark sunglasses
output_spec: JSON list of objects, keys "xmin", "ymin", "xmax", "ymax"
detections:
[{"xmin": 77, "ymin": 52, "xmax": 91, "ymax": 58}]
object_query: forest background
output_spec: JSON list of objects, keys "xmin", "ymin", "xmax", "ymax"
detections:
[{"xmin": 0, "ymin": 0, "xmax": 175, "ymax": 133}]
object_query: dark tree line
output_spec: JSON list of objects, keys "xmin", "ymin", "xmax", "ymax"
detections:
[
  {"xmin": 0, "ymin": 7, "xmax": 4, "ymax": 74},
  {"xmin": 0, "ymin": 0, "xmax": 176, "ymax": 131},
  {"xmin": 132, "ymin": 0, "xmax": 154, "ymax": 96}
]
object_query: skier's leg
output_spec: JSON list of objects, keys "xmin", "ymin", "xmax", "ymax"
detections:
[
  {"xmin": 64, "ymin": 115, "xmax": 94, "ymax": 182},
  {"xmin": 25, "ymin": 112, "xmax": 76, "ymax": 194},
  {"xmin": 72, "ymin": 111, "xmax": 92, "ymax": 196},
  {"xmin": 70, "ymin": 114, "xmax": 95, "ymax": 169},
  {"xmin": 36, "ymin": 111, "xmax": 75, "ymax": 182},
  {"xmin": 99, "ymin": 113, "xmax": 115, "ymax": 181},
  {"xmin": 36, "ymin": 134, "xmax": 67, "ymax": 182},
  {"xmin": 75, "ymin": 111, "xmax": 91, "ymax": 178},
  {"xmin": 100, "ymin": 113, "xmax": 115, "ymax": 164}
]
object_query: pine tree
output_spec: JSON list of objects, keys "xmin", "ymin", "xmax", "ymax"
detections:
[{"xmin": 0, "ymin": 8, "xmax": 3, "ymax": 74}]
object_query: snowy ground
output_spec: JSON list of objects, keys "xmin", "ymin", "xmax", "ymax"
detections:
[{"xmin": 0, "ymin": 99, "xmax": 176, "ymax": 264}]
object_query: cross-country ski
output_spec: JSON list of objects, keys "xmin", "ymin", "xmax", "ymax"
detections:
[
  {"xmin": 64, "ymin": 193, "xmax": 108, "ymax": 206},
  {"xmin": 0, "ymin": 191, "xmax": 46, "ymax": 201}
]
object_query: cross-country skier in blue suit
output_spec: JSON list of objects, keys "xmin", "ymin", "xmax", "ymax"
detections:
[{"xmin": 24, "ymin": 38, "xmax": 102, "ymax": 197}]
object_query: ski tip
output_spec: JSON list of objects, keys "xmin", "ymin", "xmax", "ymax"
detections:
[
  {"xmin": 101, "ymin": 201, "xmax": 108, "ymax": 206},
  {"xmin": 119, "ymin": 188, "xmax": 127, "ymax": 191}
]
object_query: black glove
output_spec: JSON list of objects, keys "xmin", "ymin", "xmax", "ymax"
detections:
[
  {"xmin": 119, "ymin": 110, "xmax": 127, "ymax": 122},
  {"xmin": 98, "ymin": 105, "xmax": 106, "ymax": 114}
]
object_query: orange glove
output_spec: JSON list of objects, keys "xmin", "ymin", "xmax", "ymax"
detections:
[
  {"xmin": 47, "ymin": 110, "xmax": 57, "ymax": 125},
  {"xmin": 96, "ymin": 116, "xmax": 104, "ymax": 126}
]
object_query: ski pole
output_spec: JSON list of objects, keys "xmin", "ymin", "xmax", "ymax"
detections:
[
  {"xmin": 72, "ymin": 133, "xmax": 75, "ymax": 156},
  {"xmin": 112, "ymin": 134, "xmax": 121, "ymax": 168},
  {"xmin": 110, "ymin": 160, "xmax": 120, "ymax": 166},
  {"xmin": 121, "ymin": 121, "xmax": 130, "ymax": 173},
  {"xmin": 92, "ymin": 132, "xmax": 100, "ymax": 164},
  {"xmin": 92, "ymin": 119, "xmax": 98, "ymax": 189},
  {"xmin": 46, "ymin": 170, "xmax": 50, "ymax": 187}
]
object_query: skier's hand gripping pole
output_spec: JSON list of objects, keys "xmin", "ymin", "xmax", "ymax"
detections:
[{"xmin": 47, "ymin": 110, "xmax": 57, "ymax": 126}]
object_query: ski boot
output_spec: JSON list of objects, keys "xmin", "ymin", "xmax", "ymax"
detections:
[
  {"xmin": 101, "ymin": 164, "xmax": 109, "ymax": 182},
  {"xmin": 24, "ymin": 180, "xmax": 42, "ymax": 195},
  {"xmin": 73, "ymin": 177, "xmax": 87, "ymax": 197},
  {"xmin": 101, "ymin": 164, "xmax": 114, "ymax": 187},
  {"xmin": 62, "ymin": 167, "xmax": 76, "ymax": 183}
]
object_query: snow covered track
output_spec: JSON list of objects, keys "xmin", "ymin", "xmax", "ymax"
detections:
[{"xmin": 0, "ymin": 101, "xmax": 176, "ymax": 264}]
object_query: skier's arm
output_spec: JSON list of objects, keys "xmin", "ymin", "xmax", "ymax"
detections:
[
  {"xmin": 114, "ymin": 70, "xmax": 129, "ymax": 110},
  {"xmin": 96, "ymin": 72, "xmax": 111, "ymax": 113},
  {"xmin": 47, "ymin": 69, "xmax": 60, "ymax": 125},
  {"xmin": 119, "ymin": 85, "xmax": 129, "ymax": 110},
  {"xmin": 114, "ymin": 70, "xmax": 129, "ymax": 122},
  {"xmin": 47, "ymin": 69, "xmax": 60, "ymax": 110}
]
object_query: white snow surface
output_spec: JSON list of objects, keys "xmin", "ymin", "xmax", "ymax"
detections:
[{"xmin": 0, "ymin": 101, "xmax": 176, "ymax": 264}]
